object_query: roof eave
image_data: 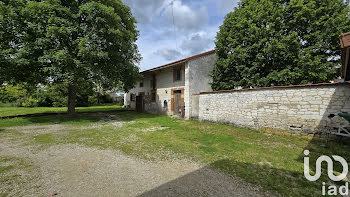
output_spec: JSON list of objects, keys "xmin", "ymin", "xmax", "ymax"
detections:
[
  {"xmin": 140, "ymin": 60, "xmax": 187, "ymax": 74},
  {"xmin": 140, "ymin": 49, "xmax": 216, "ymax": 74}
]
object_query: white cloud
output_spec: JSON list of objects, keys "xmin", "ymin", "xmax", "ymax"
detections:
[
  {"xmin": 181, "ymin": 31, "xmax": 214, "ymax": 54},
  {"xmin": 154, "ymin": 48, "xmax": 183, "ymax": 61},
  {"xmin": 163, "ymin": 0, "xmax": 209, "ymax": 33},
  {"xmin": 124, "ymin": 0, "xmax": 171, "ymax": 24},
  {"xmin": 136, "ymin": 36, "xmax": 188, "ymax": 71}
]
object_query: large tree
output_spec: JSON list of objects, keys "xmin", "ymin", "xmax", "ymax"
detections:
[
  {"xmin": 0, "ymin": 0, "xmax": 140, "ymax": 113},
  {"xmin": 212, "ymin": 0, "xmax": 350, "ymax": 90}
]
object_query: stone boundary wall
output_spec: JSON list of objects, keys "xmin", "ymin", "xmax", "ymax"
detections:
[{"xmin": 198, "ymin": 83, "xmax": 350, "ymax": 133}]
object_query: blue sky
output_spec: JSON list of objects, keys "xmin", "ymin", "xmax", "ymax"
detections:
[{"xmin": 122, "ymin": 0, "xmax": 239, "ymax": 71}]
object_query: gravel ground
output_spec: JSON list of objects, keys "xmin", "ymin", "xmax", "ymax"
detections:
[{"xmin": 0, "ymin": 120, "xmax": 276, "ymax": 197}]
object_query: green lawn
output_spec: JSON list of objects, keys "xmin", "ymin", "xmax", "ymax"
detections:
[
  {"xmin": 0, "ymin": 107, "xmax": 349, "ymax": 197},
  {"xmin": 0, "ymin": 105, "xmax": 125, "ymax": 117}
]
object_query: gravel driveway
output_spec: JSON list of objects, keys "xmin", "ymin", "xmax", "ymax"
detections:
[{"xmin": 0, "ymin": 120, "xmax": 275, "ymax": 197}]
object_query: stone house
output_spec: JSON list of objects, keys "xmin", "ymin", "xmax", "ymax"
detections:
[{"xmin": 124, "ymin": 50, "xmax": 216, "ymax": 119}]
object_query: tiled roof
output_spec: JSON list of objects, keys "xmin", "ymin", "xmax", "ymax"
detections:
[{"xmin": 141, "ymin": 49, "xmax": 215, "ymax": 73}]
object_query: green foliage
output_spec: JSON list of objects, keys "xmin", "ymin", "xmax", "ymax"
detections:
[
  {"xmin": 0, "ymin": 85, "xmax": 28, "ymax": 104},
  {"xmin": 20, "ymin": 97, "xmax": 39, "ymax": 107},
  {"xmin": 87, "ymin": 93, "xmax": 114, "ymax": 106},
  {"xmin": 0, "ymin": 83, "xmax": 115, "ymax": 107},
  {"xmin": 37, "ymin": 84, "xmax": 68, "ymax": 107},
  {"xmin": 212, "ymin": 0, "xmax": 350, "ymax": 90},
  {"xmin": 0, "ymin": 0, "xmax": 141, "ymax": 110}
]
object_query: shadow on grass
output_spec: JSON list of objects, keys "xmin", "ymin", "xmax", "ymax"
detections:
[
  {"xmin": 0, "ymin": 110, "xmax": 145, "ymax": 128},
  {"xmin": 0, "ymin": 109, "xmax": 134, "ymax": 120},
  {"xmin": 28, "ymin": 110, "xmax": 138, "ymax": 124}
]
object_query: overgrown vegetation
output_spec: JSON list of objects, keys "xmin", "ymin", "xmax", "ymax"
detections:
[
  {"xmin": 0, "ymin": 84, "xmax": 116, "ymax": 107},
  {"xmin": 212, "ymin": 0, "xmax": 350, "ymax": 90},
  {"xmin": 0, "ymin": 109, "xmax": 349, "ymax": 196}
]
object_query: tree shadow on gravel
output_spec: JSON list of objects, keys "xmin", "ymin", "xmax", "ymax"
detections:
[{"xmin": 138, "ymin": 158, "xmax": 324, "ymax": 197}]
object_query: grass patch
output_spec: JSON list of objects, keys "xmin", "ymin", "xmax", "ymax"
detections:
[
  {"xmin": 0, "ymin": 105, "xmax": 126, "ymax": 117},
  {"xmin": 0, "ymin": 166, "xmax": 14, "ymax": 174},
  {"xmin": 0, "ymin": 105, "xmax": 129, "ymax": 127},
  {"xmin": 1, "ymin": 110, "xmax": 349, "ymax": 196}
]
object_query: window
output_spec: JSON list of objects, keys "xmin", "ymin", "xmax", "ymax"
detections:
[
  {"xmin": 151, "ymin": 91, "xmax": 156, "ymax": 102},
  {"xmin": 150, "ymin": 75, "xmax": 156, "ymax": 90},
  {"xmin": 139, "ymin": 82, "xmax": 143, "ymax": 87},
  {"xmin": 130, "ymin": 93, "xmax": 135, "ymax": 101},
  {"xmin": 173, "ymin": 68, "xmax": 181, "ymax": 81}
]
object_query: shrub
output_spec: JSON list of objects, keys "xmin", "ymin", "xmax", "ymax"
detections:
[
  {"xmin": 0, "ymin": 85, "xmax": 28, "ymax": 104},
  {"xmin": 21, "ymin": 97, "xmax": 39, "ymax": 107}
]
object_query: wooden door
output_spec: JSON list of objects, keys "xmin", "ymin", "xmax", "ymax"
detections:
[
  {"xmin": 174, "ymin": 91, "xmax": 182, "ymax": 116},
  {"xmin": 136, "ymin": 95, "xmax": 144, "ymax": 112}
]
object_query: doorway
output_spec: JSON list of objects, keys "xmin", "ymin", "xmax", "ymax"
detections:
[
  {"xmin": 136, "ymin": 92, "xmax": 144, "ymax": 112},
  {"xmin": 174, "ymin": 90, "xmax": 181, "ymax": 116},
  {"xmin": 171, "ymin": 88, "xmax": 184, "ymax": 117}
]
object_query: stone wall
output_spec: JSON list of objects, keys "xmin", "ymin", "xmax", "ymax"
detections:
[
  {"xmin": 198, "ymin": 83, "xmax": 350, "ymax": 133},
  {"xmin": 190, "ymin": 94, "xmax": 200, "ymax": 119},
  {"xmin": 187, "ymin": 53, "xmax": 216, "ymax": 119}
]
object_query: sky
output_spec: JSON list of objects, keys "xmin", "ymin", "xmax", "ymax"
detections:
[{"xmin": 122, "ymin": 0, "xmax": 239, "ymax": 71}]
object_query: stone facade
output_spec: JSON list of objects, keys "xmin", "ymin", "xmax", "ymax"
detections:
[
  {"xmin": 125, "ymin": 64, "xmax": 186, "ymax": 115},
  {"xmin": 187, "ymin": 53, "xmax": 216, "ymax": 119},
  {"xmin": 198, "ymin": 83, "xmax": 350, "ymax": 132},
  {"xmin": 124, "ymin": 51, "xmax": 216, "ymax": 119}
]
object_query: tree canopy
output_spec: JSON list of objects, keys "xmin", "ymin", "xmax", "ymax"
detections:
[
  {"xmin": 211, "ymin": 0, "xmax": 350, "ymax": 90},
  {"xmin": 0, "ymin": 0, "xmax": 140, "ymax": 113}
]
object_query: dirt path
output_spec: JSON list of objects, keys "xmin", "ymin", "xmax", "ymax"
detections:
[{"xmin": 0, "ymin": 118, "xmax": 276, "ymax": 197}]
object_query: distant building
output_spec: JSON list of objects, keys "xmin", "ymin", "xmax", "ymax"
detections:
[{"xmin": 109, "ymin": 93, "xmax": 124, "ymax": 103}]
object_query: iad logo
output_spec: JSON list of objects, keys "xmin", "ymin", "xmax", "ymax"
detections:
[
  {"xmin": 304, "ymin": 150, "xmax": 348, "ymax": 181},
  {"xmin": 304, "ymin": 150, "xmax": 349, "ymax": 196}
]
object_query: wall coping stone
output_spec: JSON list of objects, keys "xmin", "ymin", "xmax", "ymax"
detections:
[{"xmin": 200, "ymin": 82, "xmax": 350, "ymax": 95}]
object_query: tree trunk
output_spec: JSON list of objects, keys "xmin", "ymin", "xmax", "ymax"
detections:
[{"xmin": 67, "ymin": 83, "xmax": 77, "ymax": 115}]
